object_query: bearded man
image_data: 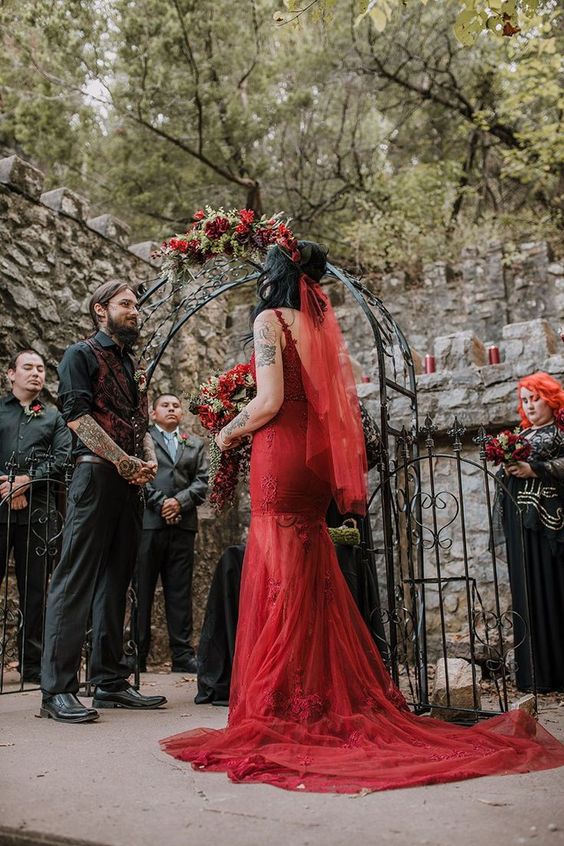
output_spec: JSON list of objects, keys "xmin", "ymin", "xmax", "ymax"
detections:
[{"xmin": 40, "ymin": 281, "xmax": 166, "ymax": 723}]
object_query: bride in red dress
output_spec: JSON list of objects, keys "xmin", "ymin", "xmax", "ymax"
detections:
[{"xmin": 161, "ymin": 242, "xmax": 564, "ymax": 793}]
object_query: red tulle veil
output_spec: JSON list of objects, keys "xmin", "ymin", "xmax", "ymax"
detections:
[{"xmin": 299, "ymin": 274, "xmax": 367, "ymax": 515}]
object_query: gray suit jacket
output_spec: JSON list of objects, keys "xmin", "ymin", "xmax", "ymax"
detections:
[{"xmin": 143, "ymin": 426, "xmax": 209, "ymax": 532}]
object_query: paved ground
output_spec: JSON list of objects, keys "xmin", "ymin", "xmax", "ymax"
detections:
[{"xmin": 1, "ymin": 673, "xmax": 563, "ymax": 846}]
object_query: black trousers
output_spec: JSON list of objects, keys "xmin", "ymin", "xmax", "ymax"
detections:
[
  {"xmin": 0, "ymin": 521, "xmax": 50, "ymax": 676},
  {"xmin": 41, "ymin": 463, "xmax": 143, "ymax": 694},
  {"xmin": 136, "ymin": 527, "xmax": 196, "ymax": 665}
]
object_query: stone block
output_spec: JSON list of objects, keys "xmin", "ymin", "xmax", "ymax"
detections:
[
  {"xmin": 128, "ymin": 241, "xmax": 162, "ymax": 266},
  {"xmin": 509, "ymin": 694, "xmax": 536, "ymax": 717},
  {"xmin": 434, "ymin": 331, "xmax": 487, "ymax": 370},
  {"xmin": 0, "ymin": 155, "xmax": 44, "ymax": 198},
  {"xmin": 501, "ymin": 319, "xmax": 558, "ymax": 364},
  {"xmin": 86, "ymin": 214, "xmax": 131, "ymax": 247},
  {"xmin": 40, "ymin": 187, "xmax": 89, "ymax": 221},
  {"xmin": 430, "ymin": 657, "xmax": 481, "ymax": 720}
]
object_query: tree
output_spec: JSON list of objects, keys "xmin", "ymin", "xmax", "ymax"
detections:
[{"xmin": 1, "ymin": 0, "xmax": 561, "ymax": 272}]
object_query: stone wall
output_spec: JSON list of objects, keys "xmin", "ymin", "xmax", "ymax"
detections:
[
  {"xmin": 0, "ymin": 155, "xmax": 241, "ymax": 664},
  {"xmin": 2, "ymin": 151, "xmax": 562, "ymax": 666},
  {"xmin": 342, "ymin": 311, "xmax": 562, "ymax": 656}
]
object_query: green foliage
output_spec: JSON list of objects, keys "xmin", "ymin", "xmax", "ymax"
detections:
[
  {"xmin": 0, "ymin": 0, "xmax": 561, "ymax": 275},
  {"xmin": 277, "ymin": 0, "xmax": 552, "ymax": 45}
]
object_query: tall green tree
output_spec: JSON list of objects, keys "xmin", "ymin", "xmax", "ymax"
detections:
[{"xmin": 1, "ymin": 0, "xmax": 561, "ymax": 271}]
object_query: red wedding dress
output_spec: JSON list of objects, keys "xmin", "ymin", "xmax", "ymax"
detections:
[{"xmin": 161, "ymin": 300, "xmax": 564, "ymax": 793}]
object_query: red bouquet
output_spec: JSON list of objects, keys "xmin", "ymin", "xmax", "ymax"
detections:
[
  {"xmin": 157, "ymin": 207, "xmax": 298, "ymax": 278},
  {"xmin": 555, "ymin": 407, "xmax": 564, "ymax": 432},
  {"xmin": 189, "ymin": 363, "xmax": 257, "ymax": 511},
  {"xmin": 484, "ymin": 429, "xmax": 532, "ymax": 465}
]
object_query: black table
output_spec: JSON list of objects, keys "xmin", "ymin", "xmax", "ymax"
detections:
[{"xmin": 195, "ymin": 540, "xmax": 388, "ymax": 706}]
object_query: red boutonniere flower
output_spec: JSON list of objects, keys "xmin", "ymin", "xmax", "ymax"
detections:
[
  {"xmin": 179, "ymin": 432, "xmax": 189, "ymax": 444},
  {"xmin": 24, "ymin": 401, "xmax": 44, "ymax": 419}
]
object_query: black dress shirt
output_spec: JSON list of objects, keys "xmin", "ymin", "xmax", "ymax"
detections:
[
  {"xmin": 57, "ymin": 330, "xmax": 137, "ymax": 458},
  {"xmin": 0, "ymin": 393, "xmax": 72, "ymax": 524}
]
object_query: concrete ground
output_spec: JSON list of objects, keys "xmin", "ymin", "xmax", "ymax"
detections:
[{"xmin": 0, "ymin": 673, "xmax": 563, "ymax": 846}]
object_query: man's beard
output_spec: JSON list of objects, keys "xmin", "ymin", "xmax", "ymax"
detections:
[{"xmin": 107, "ymin": 313, "xmax": 140, "ymax": 347}]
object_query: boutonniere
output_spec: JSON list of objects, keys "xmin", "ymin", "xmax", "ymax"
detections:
[
  {"xmin": 179, "ymin": 432, "xmax": 190, "ymax": 444},
  {"xmin": 133, "ymin": 369, "xmax": 148, "ymax": 393},
  {"xmin": 24, "ymin": 401, "xmax": 44, "ymax": 419}
]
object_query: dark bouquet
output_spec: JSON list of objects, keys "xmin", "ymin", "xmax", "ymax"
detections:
[
  {"xmin": 484, "ymin": 429, "xmax": 532, "ymax": 465},
  {"xmin": 189, "ymin": 363, "xmax": 257, "ymax": 511}
]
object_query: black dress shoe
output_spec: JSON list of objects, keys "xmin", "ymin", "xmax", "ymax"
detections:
[
  {"xmin": 171, "ymin": 656, "xmax": 198, "ymax": 674},
  {"xmin": 92, "ymin": 684, "xmax": 167, "ymax": 709},
  {"xmin": 40, "ymin": 693, "xmax": 99, "ymax": 723}
]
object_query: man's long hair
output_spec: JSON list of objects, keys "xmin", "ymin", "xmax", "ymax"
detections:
[{"xmin": 89, "ymin": 281, "xmax": 137, "ymax": 328}]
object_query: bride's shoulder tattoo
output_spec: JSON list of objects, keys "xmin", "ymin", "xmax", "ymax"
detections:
[{"xmin": 254, "ymin": 315, "xmax": 278, "ymax": 368}]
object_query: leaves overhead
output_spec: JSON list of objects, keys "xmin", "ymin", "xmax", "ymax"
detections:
[{"xmin": 0, "ymin": 0, "xmax": 561, "ymax": 274}]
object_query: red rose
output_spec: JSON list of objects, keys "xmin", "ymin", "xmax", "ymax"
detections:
[
  {"xmin": 205, "ymin": 216, "xmax": 230, "ymax": 240},
  {"xmin": 193, "ymin": 209, "xmax": 206, "ymax": 220},
  {"xmin": 198, "ymin": 407, "xmax": 218, "ymax": 431},
  {"xmin": 239, "ymin": 209, "xmax": 255, "ymax": 225}
]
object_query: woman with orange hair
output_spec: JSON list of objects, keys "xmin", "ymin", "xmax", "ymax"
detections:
[{"xmin": 501, "ymin": 371, "xmax": 564, "ymax": 692}]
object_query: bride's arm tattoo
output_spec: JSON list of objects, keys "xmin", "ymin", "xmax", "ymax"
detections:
[
  {"xmin": 224, "ymin": 410, "xmax": 250, "ymax": 438},
  {"xmin": 254, "ymin": 319, "xmax": 278, "ymax": 368}
]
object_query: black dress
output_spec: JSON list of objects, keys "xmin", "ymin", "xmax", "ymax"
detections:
[{"xmin": 501, "ymin": 423, "xmax": 564, "ymax": 692}]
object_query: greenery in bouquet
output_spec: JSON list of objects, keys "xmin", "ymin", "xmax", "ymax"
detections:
[
  {"xmin": 484, "ymin": 429, "xmax": 532, "ymax": 465},
  {"xmin": 189, "ymin": 362, "xmax": 257, "ymax": 511}
]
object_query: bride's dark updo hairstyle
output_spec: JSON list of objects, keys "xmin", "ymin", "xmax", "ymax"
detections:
[{"xmin": 250, "ymin": 240, "xmax": 328, "ymax": 328}]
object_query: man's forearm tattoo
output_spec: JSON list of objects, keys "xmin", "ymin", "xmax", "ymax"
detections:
[
  {"xmin": 73, "ymin": 415, "xmax": 126, "ymax": 463},
  {"xmin": 225, "ymin": 410, "xmax": 250, "ymax": 438},
  {"xmin": 142, "ymin": 432, "xmax": 157, "ymax": 464},
  {"xmin": 254, "ymin": 319, "xmax": 277, "ymax": 368}
]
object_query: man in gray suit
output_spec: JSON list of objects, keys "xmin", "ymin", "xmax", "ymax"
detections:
[{"xmin": 136, "ymin": 394, "xmax": 208, "ymax": 674}]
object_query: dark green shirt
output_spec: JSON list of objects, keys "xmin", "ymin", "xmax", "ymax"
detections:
[{"xmin": 0, "ymin": 393, "xmax": 72, "ymax": 524}]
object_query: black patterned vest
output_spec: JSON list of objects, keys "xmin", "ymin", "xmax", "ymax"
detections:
[{"xmin": 83, "ymin": 337, "xmax": 148, "ymax": 458}]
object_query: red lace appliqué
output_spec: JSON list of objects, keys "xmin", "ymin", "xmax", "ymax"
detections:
[
  {"xmin": 263, "ymin": 686, "xmax": 328, "ymax": 723},
  {"xmin": 261, "ymin": 474, "xmax": 278, "ymax": 513}
]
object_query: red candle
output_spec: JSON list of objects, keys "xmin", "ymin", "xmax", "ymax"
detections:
[
  {"xmin": 424, "ymin": 354, "xmax": 436, "ymax": 374},
  {"xmin": 488, "ymin": 345, "xmax": 500, "ymax": 365}
]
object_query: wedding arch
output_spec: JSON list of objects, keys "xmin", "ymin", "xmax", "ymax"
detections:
[{"xmin": 135, "ymin": 242, "xmax": 535, "ymax": 721}]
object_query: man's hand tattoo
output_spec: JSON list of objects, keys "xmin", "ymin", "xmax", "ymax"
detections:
[{"xmin": 117, "ymin": 456, "xmax": 143, "ymax": 480}]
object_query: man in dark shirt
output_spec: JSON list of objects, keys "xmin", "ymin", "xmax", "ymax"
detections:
[
  {"xmin": 0, "ymin": 350, "xmax": 71, "ymax": 684},
  {"xmin": 40, "ymin": 281, "xmax": 167, "ymax": 723}
]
